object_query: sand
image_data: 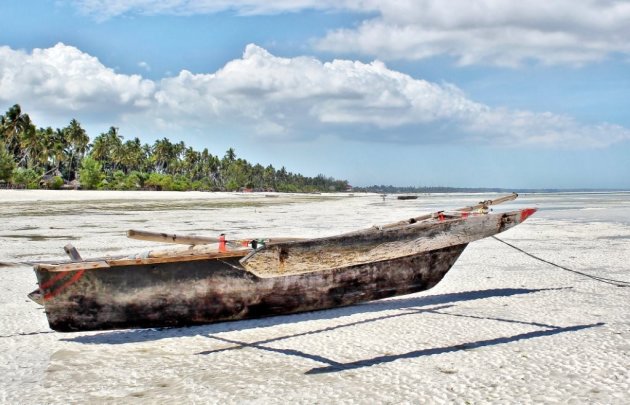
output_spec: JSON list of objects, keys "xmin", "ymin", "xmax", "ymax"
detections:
[{"xmin": 1, "ymin": 190, "xmax": 629, "ymax": 404}]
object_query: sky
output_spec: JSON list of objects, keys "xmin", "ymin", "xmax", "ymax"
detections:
[{"xmin": 1, "ymin": 0, "xmax": 629, "ymax": 189}]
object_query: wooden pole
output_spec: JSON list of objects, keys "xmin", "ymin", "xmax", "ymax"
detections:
[
  {"xmin": 127, "ymin": 229, "xmax": 303, "ymax": 246},
  {"xmin": 379, "ymin": 193, "xmax": 519, "ymax": 230},
  {"xmin": 127, "ymin": 229, "xmax": 222, "ymax": 245}
]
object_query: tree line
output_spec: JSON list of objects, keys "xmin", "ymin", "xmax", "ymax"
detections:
[{"xmin": 0, "ymin": 104, "xmax": 349, "ymax": 192}]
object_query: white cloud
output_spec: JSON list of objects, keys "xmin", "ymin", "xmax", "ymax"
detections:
[
  {"xmin": 315, "ymin": 0, "xmax": 630, "ymax": 66},
  {"xmin": 0, "ymin": 43, "xmax": 155, "ymax": 116},
  {"xmin": 328, "ymin": 0, "xmax": 630, "ymax": 66},
  {"xmin": 69, "ymin": 0, "xmax": 630, "ymax": 67},
  {"xmin": 1, "ymin": 43, "xmax": 628, "ymax": 147}
]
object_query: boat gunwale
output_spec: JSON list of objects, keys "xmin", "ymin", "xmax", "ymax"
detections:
[{"xmin": 36, "ymin": 250, "xmax": 250, "ymax": 272}]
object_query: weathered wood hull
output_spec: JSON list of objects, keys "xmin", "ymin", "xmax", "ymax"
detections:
[{"xmin": 34, "ymin": 244, "xmax": 467, "ymax": 332}]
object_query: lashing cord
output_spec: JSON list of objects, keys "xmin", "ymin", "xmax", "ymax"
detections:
[{"xmin": 492, "ymin": 236, "xmax": 630, "ymax": 288}]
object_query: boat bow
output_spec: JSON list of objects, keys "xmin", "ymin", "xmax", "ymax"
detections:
[{"xmin": 241, "ymin": 207, "xmax": 537, "ymax": 278}]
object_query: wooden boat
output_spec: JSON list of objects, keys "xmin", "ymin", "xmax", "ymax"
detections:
[
  {"xmin": 397, "ymin": 195, "xmax": 418, "ymax": 200},
  {"xmin": 30, "ymin": 193, "xmax": 536, "ymax": 332}
]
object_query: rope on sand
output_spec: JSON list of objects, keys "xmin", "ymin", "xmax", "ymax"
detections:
[{"xmin": 492, "ymin": 236, "xmax": 630, "ymax": 288}]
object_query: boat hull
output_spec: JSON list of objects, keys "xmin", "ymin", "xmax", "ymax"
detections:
[{"xmin": 35, "ymin": 244, "xmax": 467, "ymax": 332}]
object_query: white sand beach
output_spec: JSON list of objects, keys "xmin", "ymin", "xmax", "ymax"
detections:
[{"xmin": 1, "ymin": 190, "xmax": 629, "ymax": 404}]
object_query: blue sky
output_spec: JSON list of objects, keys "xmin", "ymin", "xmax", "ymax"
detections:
[{"xmin": 1, "ymin": 0, "xmax": 629, "ymax": 189}]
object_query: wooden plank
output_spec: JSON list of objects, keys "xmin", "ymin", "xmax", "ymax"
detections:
[
  {"xmin": 108, "ymin": 250, "xmax": 248, "ymax": 267},
  {"xmin": 36, "ymin": 250, "xmax": 249, "ymax": 272},
  {"xmin": 38, "ymin": 261, "xmax": 111, "ymax": 273},
  {"xmin": 132, "ymin": 244, "xmax": 245, "ymax": 259}
]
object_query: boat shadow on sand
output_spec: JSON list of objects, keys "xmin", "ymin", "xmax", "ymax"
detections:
[
  {"xmin": 303, "ymin": 322, "xmax": 603, "ymax": 375},
  {"xmin": 204, "ymin": 287, "xmax": 602, "ymax": 375},
  {"xmin": 62, "ymin": 286, "xmax": 603, "ymax": 375},
  {"xmin": 63, "ymin": 287, "xmax": 604, "ymax": 374},
  {"xmin": 63, "ymin": 287, "xmax": 552, "ymax": 345}
]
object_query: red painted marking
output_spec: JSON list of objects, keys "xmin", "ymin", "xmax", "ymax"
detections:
[
  {"xmin": 520, "ymin": 208, "xmax": 537, "ymax": 222},
  {"xmin": 438, "ymin": 212, "xmax": 445, "ymax": 221},
  {"xmin": 39, "ymin": 272, "xmax": 68, "ymax": 290},
  {"xmin": 461, "ymin": 212, "xmax": 469, "ymax": 219},
  {"xmin": 44, "ymin": 269, "xmax": 85, "ymax": 301}
]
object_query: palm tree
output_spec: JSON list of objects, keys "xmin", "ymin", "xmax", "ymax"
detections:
[
  {"xmin": 224, "ymin": 148, "xmax": 236, "ymax": 163},
  {"xmin": 251, "ymin": 163, "xmax": 264, "ymax": 189},
  {"xmin": 105, "ymin": 127, "xmax": 124, "ymax": 172},
  {"xmin": 90, "ymin": 127, "xmax": 122, "ymax": 174},
  {"xmin": 64, "ymin": 119, "xmax": 89, "ymax": 180},
  {"xmin": 263, "ymin": 164, "xmax": 276, "ymax": 190},
  {"xmin": 1, "ymin": 104, "xmax": 32, "ymax": 158},
  {"xmin": 162, "ymin": 140, "xmax": 186, "ymax": 175},
  {"xmin": 0, "ymin": 104, "xmax": 35, "ymax": 163},
  {"xmin": 46, "ymin": 128, "xmax": 69, "ymax": 176},
  {"xmin": 19, "ymin": 125, "xmax": 45, "ymax": 169},
  {"xmin": 141, "ymin": 143, "xmax": 152, "ymax": 172},
  {"xmin": 90, "ymin": 134, "xmax": 109, "ymax": 163},
  {"xmin": 278, "ymin": 166, "xmax": 288, "ymax": 183},
  {"xmin": 219, "ymin": 148, "xmax": 238, "ymax": 187},
  {"xmin": 183, "ymin": 147, "xmax": 199, "ymax": 179},
  {"xmin": 120, "ymin": 137, "xmax": 145, "ymax": 173},
  {"xmin": 0, "ymin": 145, "xmax": 16, "ymax": 183},
  {"xmin": 152, "ymin": 138, "xmax": 175, "ymax": 173}
]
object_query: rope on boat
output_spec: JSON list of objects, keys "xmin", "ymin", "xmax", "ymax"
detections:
[
  {"xmin": 218, "ymin": 259, "xmax": 246, "ymax": 271},
  {"xmin": 492, "ymin": 236, "xmax": 630, "ymax": 288}
]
